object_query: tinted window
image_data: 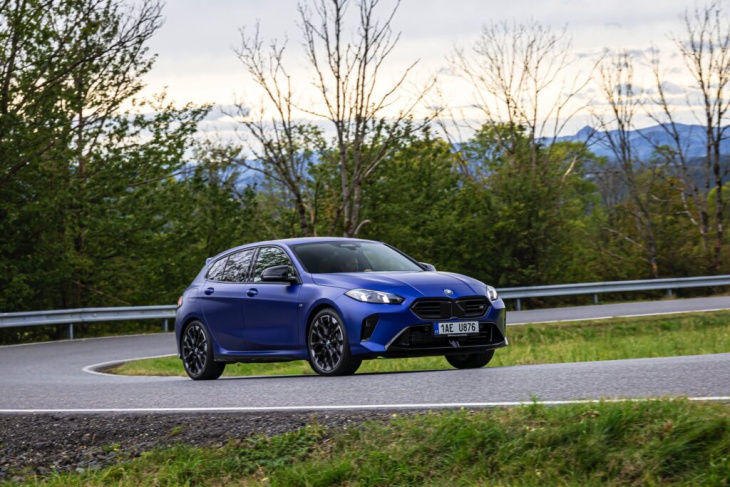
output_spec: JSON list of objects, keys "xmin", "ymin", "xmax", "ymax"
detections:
[
  {"xmin": 291, "ymin": 241, "xmax": 423, "ymax": 273},
  {"xmin": 252, "ymin": 247, "xmax": 293, "ymax": 282},
  {"xmin": 221, "ymin": 249, "xmax": 255, "ymax": 282},
  {"xmin": 206, "ymin": 257, "xmax": 228, "ymax": 281}
]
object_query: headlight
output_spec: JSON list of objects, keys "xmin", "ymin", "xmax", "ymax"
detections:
[
  {"xmin": 345, "ymin": 289, "xmax": 405, "ymax": 304},
  {"xmin": 486, "ymin": 286, "xmax": 498, "ymax": 301}
]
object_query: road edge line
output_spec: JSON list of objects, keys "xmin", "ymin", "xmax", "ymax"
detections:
[
  {"xmin": 1, "ymin": 396, "xmax": 728, "ymax": 414},
  {"xmin": 82, "ymin": 354, "xmax": 177, "ymax": 377}
]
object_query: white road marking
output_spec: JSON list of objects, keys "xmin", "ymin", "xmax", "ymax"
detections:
[
  {"xmin": 0, "ymin": 396, "xmax": 728, "ymax": 414},
  {"xmin": 82, "ymin": 354, "xmax": 176, "ymax": 376}
]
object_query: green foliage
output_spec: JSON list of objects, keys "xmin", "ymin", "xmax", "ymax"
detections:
[
  {"xmin": 274, "ymin": 401, "xmax": 728, "ymax": 486},
  {"xmin": 0, "ymin": 1, "xmax": 221, "ymax": 344},
  {"xmin": 593, "ymin": 164, "xmax": 706, "ymax": 279},
  {"xmin": 18, "ymin": 401, "xmax": 730, "ymax": 486},
  {"xmin": 358, "ymin": 124, "xmax": 602, "ymax": 285},
  {"xmin": 360, "ymin": 129, "xmax": 468, "ymax": 268},
  {"xmin": 460, "ymin": 124, "xmax": 601, "ymax": 285}
]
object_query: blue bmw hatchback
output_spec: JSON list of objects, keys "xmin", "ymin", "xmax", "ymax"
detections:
[{"xmin": 175, "ymin": 238, "xmax": 507, "ymax": 379}]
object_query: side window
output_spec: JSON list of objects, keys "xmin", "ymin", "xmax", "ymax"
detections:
[
  {"xmin": 252, "ymin": 247, "xmax": 292, "ymax": 283},
  {"xmin": 205, "ymin": 257, "xmax": 228, "ymax": 281},
  {"xmin": 221, "ymin": 249, "xmax": 255, "ymax": 282}
]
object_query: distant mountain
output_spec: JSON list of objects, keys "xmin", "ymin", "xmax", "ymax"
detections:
[{"xmin": 555, "ymin": 123, "xmax": 730, "ymax": 161}]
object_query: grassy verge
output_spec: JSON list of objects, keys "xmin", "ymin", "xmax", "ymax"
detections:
[
  {"xmin": 18, "ymin": 400, "xmax": 730, "ymax": 486},
  {"xmin": 109, "ymin": 311, "xmax": 730, "ymax": 377}
]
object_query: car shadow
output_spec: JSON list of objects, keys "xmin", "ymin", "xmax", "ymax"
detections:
[{"xmin": 218, "ymin": 367, "xmax": 463, "ymax": 381}]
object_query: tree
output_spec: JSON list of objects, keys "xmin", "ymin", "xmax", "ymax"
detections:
[
  {"xmin": 0, "ymin": 0, "xmax": 163, "ymax": 187},
  {"xmin": 448, "ymin": 19, "xmax": 591, "ymax": 175},
  {"xmin": 460, "ymin": 124, "xmax": 600, "ymax": 286},
  {"xmin": 593, "ymin": 51, "xmax": 662, "ymax": 277},
  {"xmin": 647, "ymin": 1, "xmax": 730, "ymax": 272},
  {"xmin": 237, "ymin": 0, "xmax": 433, "ymax": 238},
  {"xmin": 0, "ymin": 0, "xmax": 209, "ymax": 319},
  {"xmin": 234, "ymin": 25, "xmax": 324, "ymax": 237},
  {"xmin": 359, "ymin": 128, "xmax": 469, "ymax": 271}
]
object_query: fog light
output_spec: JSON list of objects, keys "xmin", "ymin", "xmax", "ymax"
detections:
[{"xmin": 361, "ymin": 314, "xmax": 379, "ymax": 341}]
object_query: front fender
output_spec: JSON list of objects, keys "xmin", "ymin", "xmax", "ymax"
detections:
[{"xmin": 299, "ymin": 296, "xmax": 347, "ymax": 345}]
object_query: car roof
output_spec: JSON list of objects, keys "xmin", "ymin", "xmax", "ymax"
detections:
[{"xmin": 207, "ymin": 237, "xmax": 379, "ymax": 262}]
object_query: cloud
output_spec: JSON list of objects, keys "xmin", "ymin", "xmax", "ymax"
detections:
[{"xmin": 660, "ymin": 81, "xmax": 685, "ymax": 95}]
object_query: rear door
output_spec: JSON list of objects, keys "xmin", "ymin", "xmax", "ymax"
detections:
[
  {"xmin": 243, "ymin": 246, "xmax": 301, "ymax": 350},
  {"xmin": 199, "ymin": 249, "xmax": 255, "ymax": 351}
]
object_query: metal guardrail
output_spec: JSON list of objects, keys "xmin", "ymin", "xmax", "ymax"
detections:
[
  {"xmin": 0, "ymin": 305, "xmax": 177, "ymax": 339},
  {"xmin": 500, "ymin": 275, "xmax": 730, "ymax": 310},
  {"xmin": 1, "ymin": 275, "xmax": 730, "ymax": 338}
]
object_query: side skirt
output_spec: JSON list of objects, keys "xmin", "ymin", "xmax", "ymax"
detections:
[{"xmin": 214, "ymin": 352, "xmax": 307, "ymax": 364}]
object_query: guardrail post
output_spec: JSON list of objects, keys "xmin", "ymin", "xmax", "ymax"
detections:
[
  {"xmin": 667, "ymin": 288, "xmax": 673, "ymax": 297},
  {"xmin": 163, "ymin": 319, "xmax": 169, "ymax": 332},
  {"xmin": 515, "ymin": 298, "xmax": 521, "ymax": 311},
  {"xmin": 67, "ymin": 323, "xmax": 74, "ymax": 340},
  {"xmin": 594, "ymin": 293, "xmax": 599, "ymax": 304}
]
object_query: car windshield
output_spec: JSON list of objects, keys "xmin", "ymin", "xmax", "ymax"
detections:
[{"xmin": 291, "ymin": 241, "xmax": 423, "ymax": 274}]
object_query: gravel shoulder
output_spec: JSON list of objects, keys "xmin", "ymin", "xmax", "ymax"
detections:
[{"xmin": 0, "ymin": 411, "xmax": 400, "ymax": 483}]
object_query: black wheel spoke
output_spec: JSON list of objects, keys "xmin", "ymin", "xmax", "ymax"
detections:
[
  {"xmin": 181, "ymin": 322, "xmax": 226, "ymax": 380},
  {"xmin": 183, "ymin": 324, "xmax": 208, "ymax": 376},
  {"xmin": 310, "ymin": 314, "xmax": 344, "ymax": 372},
  {"xmin": 313, "ymin": 326, "xmax": 326, "ymax": 342}
]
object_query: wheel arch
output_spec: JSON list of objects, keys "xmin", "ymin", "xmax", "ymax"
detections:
[
  {"xmin": 177, "ymin": 315, "xmax": 216, "ymax": 358},
  {"xmin": 302, "ymin": 300, "xmax": 342, "ymax": 345}
]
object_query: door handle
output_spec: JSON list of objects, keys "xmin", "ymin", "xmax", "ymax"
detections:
[
  {"xmin": 247, "ymin": 288, "xmax": 258, "ymax": 297},
  {"xmin": 204, "ymin": 287, "xmax": 214, "ymax": 295}
]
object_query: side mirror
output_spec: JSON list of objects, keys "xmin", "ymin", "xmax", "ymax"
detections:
[
  {"xmin": 261, "ymin": 265, "xmax": 299, "ymax": 284},
  {"xmin": 420, "ymin": 262, "xmax": 436, "ymax": 272}
]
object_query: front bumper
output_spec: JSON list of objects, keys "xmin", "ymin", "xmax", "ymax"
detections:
[{"xmin": 339, "ymin": 295, "xmax": 508, "ymax": 358}]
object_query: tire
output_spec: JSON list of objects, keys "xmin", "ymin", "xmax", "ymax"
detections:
[
  {"xmin": 181, "ymin": 320, "xmax": 226, "ymax": 380},
  {"xmin": 307, "ymin": 308, "xmax": 362, "ymax": 376},
  {"xmin": 445, "ymin": 350, "xmax": 495, "ymax": 369}
]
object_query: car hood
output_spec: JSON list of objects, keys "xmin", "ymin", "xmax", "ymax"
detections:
[{"xmin": 311, "ymin": 271, "xmax": 486, "ymax": 298}]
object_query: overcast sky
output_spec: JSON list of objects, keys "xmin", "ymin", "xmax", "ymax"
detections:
[{"xmin": 139, "ymin": 0, "xmax": 705, "ymax": 135}]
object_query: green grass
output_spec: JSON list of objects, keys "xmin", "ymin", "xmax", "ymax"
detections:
[
  {"xmin": 17, "ymin": 400, "xmax": 730, "ymax": 486},
  {"xmin": 109, "ymin": 311, "xmax": 730, "ymax": 377}
]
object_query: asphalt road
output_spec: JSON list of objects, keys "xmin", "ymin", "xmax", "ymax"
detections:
[
  {"xmin": 1, "ymin": 297, "xmax": 729, "ymax": 413},
  {"xmin": 508, "ymin": 295, "xmax": 730, "ymax": 324}
]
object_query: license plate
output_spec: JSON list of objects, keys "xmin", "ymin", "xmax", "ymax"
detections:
[{"xmin": 434, "ymin": 321, "xmax": 479, "ymax": 336}]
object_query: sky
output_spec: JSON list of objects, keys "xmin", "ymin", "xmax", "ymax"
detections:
[{"xmin": 139, "ymin": 0, "xmax": 707, "ymax": 138}]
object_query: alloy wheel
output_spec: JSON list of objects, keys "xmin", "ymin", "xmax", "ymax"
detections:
[
  {"xmin": 182, "ymin": 323, "xmax": 208, "ymax": 376},
  {"xmin": 309, "ymin": 313, "xmax": 345, "ymax": 373}
]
